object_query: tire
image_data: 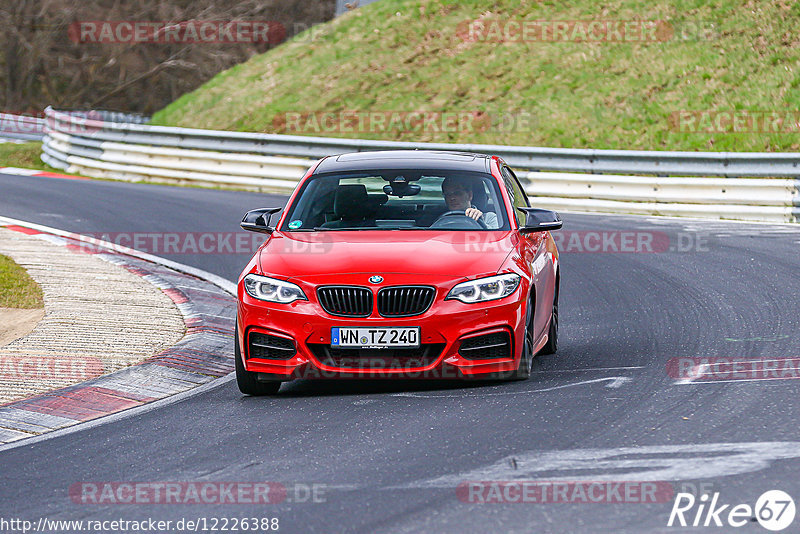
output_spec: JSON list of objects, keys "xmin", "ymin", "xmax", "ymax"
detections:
[
  {"xmin": 235, "ymin": 321, "xmax": 281, "ymax": 396},
  {"xmin": 538, "ymin": 282, "xmax": 558, "ymax": 356},
  {"xmin": 511, "ymin": 298, "xmax": 535, "ymax": 380}
]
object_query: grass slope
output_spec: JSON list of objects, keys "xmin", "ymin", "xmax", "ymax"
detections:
[
  {"xmin": 152, "ymin": 0, "xmax": 800, "ymax": 151},
  {"xmin": 0, "ymin": 254, "xmax": 44, "ymax": 309},
  {"xmin": 0, "ymin": 141, "xmax": 94, "ymax": 178},
  {"xmin": 0, "ymin": 142, "xmax": 48, "ymax": 170}
]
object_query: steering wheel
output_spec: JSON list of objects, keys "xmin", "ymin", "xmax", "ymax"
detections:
[{"xmin": 430, "ymin": 210, "xmax": 488, "ymax": 230}]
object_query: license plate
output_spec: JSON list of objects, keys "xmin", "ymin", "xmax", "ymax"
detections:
[{"xmin": 331, "ymin": 327, "xmax": 420, "ymax": 348}]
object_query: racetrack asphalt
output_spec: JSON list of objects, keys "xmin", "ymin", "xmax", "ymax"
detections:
[{"xmin": 1, "ymin": 173, "xmax": 800, "ymax": 533}]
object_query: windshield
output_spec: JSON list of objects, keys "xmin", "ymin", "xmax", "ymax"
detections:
[{"xmin": 280, "ymin": 170, "xmax": 510, "ymax": 231}]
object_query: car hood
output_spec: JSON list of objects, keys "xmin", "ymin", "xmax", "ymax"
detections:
[{"xmin": 257, "ymin": 230, "xmax": 518, "ymax": 282}]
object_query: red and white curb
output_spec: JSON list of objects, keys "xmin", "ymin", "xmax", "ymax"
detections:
[
  {"xmin": 0, "ymin": 166, "xmax": 87, "ymax": 181},
  {"xmin": 0, "ymin": 216, "xmax": 237, "ymax": 447}
]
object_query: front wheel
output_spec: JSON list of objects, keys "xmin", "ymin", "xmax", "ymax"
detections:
[
  {"xmin": 538, "ymin": 286, "xmax": 558, "ymax": 356},
  {"xmin": 511, "ymin": 299, "xmax": 535, "ymax": 380},
  {"xmin": 235, "ymin": 321, "xmax": 281, "ymax": 395}
]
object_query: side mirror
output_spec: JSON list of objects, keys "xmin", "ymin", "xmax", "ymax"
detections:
[
  {"xmin": 241, "ymin": 207, "xmax": 282, "ymax": 234},
  {"xmin": 519, "ymin": 208, "xmax": 563, "ymax": 233}
]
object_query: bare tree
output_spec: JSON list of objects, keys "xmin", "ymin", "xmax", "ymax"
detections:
[{"xmin": 0, "ymin": 0, "xmax": 334, "ymax": 114}]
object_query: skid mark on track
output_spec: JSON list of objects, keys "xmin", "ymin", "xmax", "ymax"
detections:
[
  {"xmin": 674, "ymin": 363, "xmax": 711, "ymax": 385},
  {"xmin": 390, "ymin": 376, "xmax": 633, "ymax": 399},
  {"xmin": 676, "ymin": 375, "xmax": 800, "ymax": 385},
  {"xmin": 532, "ymin": 365, "xmax": 644, "ymax": 373},
  {"xmin": 725, "ymin": 335, "xmax": 790, "ymax": 342},
  {"xmin": 673, "ymin": 357, "xmax": 800, "ymax": 385},
  {"xmin": 397, "ymin": 441, "xmax": 800, "ymax": 488}
]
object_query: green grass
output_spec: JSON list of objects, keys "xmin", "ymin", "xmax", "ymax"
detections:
[
  {"xmin": 0, "ymin": 142, "xmax": 46, "ymax": 169},
  {"xmin": 151, "ymin": 0, "xmax": 800, "ymax": 152},
  {"xmin": 0, "ymin": 254, "xmax": 44, "ymax": 309},
  {"xmin": 0, "ymin": 142, "xmax": 82, "ymax": 176}
]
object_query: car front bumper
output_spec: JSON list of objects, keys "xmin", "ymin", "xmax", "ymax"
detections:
[{"xmin": 237, "ymin": 280, "xmax": 529, "ymax": 380}]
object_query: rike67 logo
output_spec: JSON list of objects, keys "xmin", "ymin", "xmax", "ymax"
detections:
[{"xmin": 668, "ymin": 490, "xmax": 796, "ymax": 531}]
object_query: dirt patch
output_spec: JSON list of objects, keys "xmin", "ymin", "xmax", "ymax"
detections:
[{"xmin": 0, "ymin": 307, "xmax": 44, "ymax": 347}]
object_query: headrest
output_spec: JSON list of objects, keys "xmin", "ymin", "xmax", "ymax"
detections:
[
  {"xmin": 470, "ymin": 179, "xmax": 488, "ymax": 211},
  {"xmin": 334, "ymin": 184, "xmax": 369, "ymax": 218}
]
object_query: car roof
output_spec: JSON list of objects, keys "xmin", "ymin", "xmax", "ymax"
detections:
[{"xmin": 313, "ymin": 150, "xmax": 493, "ymax": 174}]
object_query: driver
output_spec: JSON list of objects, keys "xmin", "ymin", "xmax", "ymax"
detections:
[{"xmin": 441, "ymin": 177, "xmax": 498, "ymax": 228}]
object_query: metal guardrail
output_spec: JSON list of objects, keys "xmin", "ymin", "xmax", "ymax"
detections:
[
  {"xmin": 42, "ymin": 107, "xmax": 800, "ymax": 178},
  {"xmin": 41, "ymin": 107, "xmax": 800, "ymax": 223},
  {"xmin": 1, "ymin": 111, "xmax": 148, "ymax": 143},
  {"xmin": 0, "ymin": 113, "xmax": 46, "ymax": 142}
]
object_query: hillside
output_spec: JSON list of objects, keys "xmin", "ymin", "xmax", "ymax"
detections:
[{"xmin": 151, "ymin": 0, "xmax": 800, "ymax": 152}]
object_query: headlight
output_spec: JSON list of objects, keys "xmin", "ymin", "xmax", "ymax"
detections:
[
  {"xmin": 243, "ymin": 274, "xmax": 307, "ymax": 304},
  {"xmin": 446, "ymin": 273, "xmax": 521, "ymax": 303}
]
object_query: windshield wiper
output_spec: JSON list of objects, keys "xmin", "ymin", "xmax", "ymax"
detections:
[
  {"xmin": 311, "ymin": 227, "xmax": 378, "ymax": 231},
  {"xmin": 308, "ymin": 227, "xmax": 436, "ymax": 231}
]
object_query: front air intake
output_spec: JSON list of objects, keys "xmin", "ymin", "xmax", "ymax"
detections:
[
  {"xmin": 248, "ymin": 332, "xmax": 296, "ymax": 360},
  {"xmin": 458, "ymin": 331, "xmax": 512, "ymax": 360}
]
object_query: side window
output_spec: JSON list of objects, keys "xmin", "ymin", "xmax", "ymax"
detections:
[
  {"xmin": 506, "ymin": 166, "xmax": 530, "ymax": 207},
  {"xmin": 501, "ymin": 165, "xmax": 528, "ymax": 225}
]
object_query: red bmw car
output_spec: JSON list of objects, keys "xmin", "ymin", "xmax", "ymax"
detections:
[{"xmin": 236, "ymin": 150, "xmax": 561, "ymax": 394}]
